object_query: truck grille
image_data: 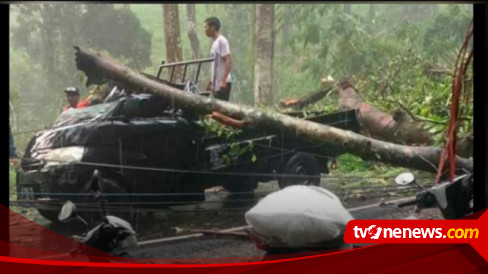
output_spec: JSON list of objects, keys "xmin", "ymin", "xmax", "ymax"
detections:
[{"xmin": 21, "ymin": 158, "xmax": 44, "ymax": 171}]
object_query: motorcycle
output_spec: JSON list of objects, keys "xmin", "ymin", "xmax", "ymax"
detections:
[
  {"xmin": 250, "ymin": 170, "xmax": 474, "ymax": 257},
  {"xmin": 386, "ymin": 169, "xmax": 474, "ymax": 219},
  {"xmin": 58, "ymin": 169, "xmax": 138, "ymax": 259}
]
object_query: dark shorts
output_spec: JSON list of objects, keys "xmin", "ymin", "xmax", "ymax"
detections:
[{"xmin": 214, "ymin": 83, "xmax": 232, "ymax": 101}]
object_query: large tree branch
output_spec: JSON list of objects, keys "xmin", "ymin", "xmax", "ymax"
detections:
[
  {"xmin": 74, "ymin": 47, "xmax": 473, "ymax": 173},
  {"xmin": 279, "ymin": 86, "xmax": 335, "ymax": 110}
]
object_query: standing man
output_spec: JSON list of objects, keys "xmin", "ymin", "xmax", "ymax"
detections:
[
  {"xmin": 62, "ymin": 86, "xmax": 91, "ymax": 112},
  {"xmin": 204, "ymin": 17, "xmax": 233, "ymax": 101}
]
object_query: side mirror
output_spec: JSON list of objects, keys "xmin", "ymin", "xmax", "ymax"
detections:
[
  {"xmin": 58, "ymin": 200, "xmax": 77, "ymax": 221},
  {"xmin": 121, "ymin": 99, "xmax": 138, "ymax": 119},
  {"xmin": 395, "ymin": 172, "xmax": 416, "ymax": 186}
]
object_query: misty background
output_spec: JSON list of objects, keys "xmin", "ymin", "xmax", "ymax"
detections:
[{"xmin": 9, "ymin": 3, "xmax": 472, "ymax": 153}]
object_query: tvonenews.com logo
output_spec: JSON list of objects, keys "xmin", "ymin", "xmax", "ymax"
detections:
[
  {"xmin": 353, "ymin": 225, "xmax": 479, "ymax": 240},
  {"xmin": 343, "ymin": 213, "xmax": 487, "ymax": 261}
]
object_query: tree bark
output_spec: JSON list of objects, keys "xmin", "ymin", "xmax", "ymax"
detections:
[
  {"xmin": 254, "ymin": 4, "xmax": 275, "ymax": 106},
  {"xmin": 73, "ymin": 46, "xmax": 473, "ymax": 174},
  {"xmin": 368, "ymin": 4, "xmax": 375, "ymax": 22},
  {"xmin": 432, "ymin": 4, "xmax": 438, "ymax": 17},
  {"xmin": 281, "ymin": 4, "xmax": 291, "ymax": 45},
  {"xmin": 279, "ymin": 86, "xmax": 335, "ymax": 110},
  {"xmin": 344, "ymin": 4, "xmax": 351, "ymax": 15},
  {"xmin": 185, "ymin": 4, "xmax": 201, "ymax": 60},
  {"xmin": 40, "ymin": 5, "xmax": 57, "ymax": 87},
  {"xmin": 336, "ymin": 80, "xmax": 433, "ymax": 146},
  {"xmin": 277, "ymin": 80, "xmax": 434, "ymax": 146},
  {"xmin": 162, "ymin": 4, "xmax": 183, "ymax": 82}
]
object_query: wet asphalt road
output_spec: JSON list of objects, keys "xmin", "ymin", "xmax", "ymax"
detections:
[{"xmin": 12, "ymin": 179, "xmax": 443, "ymax": 262}]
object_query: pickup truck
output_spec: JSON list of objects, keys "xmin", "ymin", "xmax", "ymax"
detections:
[{"xmin": 16, "ymin": 59, "xmax": 360, "ymax": 222}]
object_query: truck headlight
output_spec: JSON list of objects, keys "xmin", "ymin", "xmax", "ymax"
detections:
[{"xmin": 44, "ymin": 146, "xmax": 85, "ymax": 167}]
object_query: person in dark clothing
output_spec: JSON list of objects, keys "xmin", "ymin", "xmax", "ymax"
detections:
[
  {"xmin": 9, "ymin": 126, "xmax": 20, "ymax": 167},
  {"xmin": 9, "ymin": 126, "xmax": 17, "ymax": 158}
]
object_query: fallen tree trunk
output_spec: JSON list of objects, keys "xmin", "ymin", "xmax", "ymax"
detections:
[
  {"xmin": 278, "ymin": 79, "xmax": 434, "ymax": 146},
  {"xmin": 279, "ymin": 86, "xmax": 334, "ymax": 110},
  {"xmin": 336, "ymin": 80, "xmax": 434, "ymax": 146},
  {"xmin": 74, "ymin": 47, "xmax": 472, "ymax": 173}
]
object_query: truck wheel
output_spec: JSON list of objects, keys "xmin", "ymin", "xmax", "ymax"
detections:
[
  {"xmin": 278, "ymin": 153, "xmax": 321, "ymax": 189},
  {"xmin": 224, "ymin": 178, "xmax": 258, "ymax": 194},
  {"xmin": 223, "ymin": 178, "xmax": 258, "ymax": 206}
]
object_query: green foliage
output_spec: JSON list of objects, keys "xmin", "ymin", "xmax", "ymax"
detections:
[
  {"xmin": 10, "ymin": 3, "xmax": 153, "ymax": 153},
  {"xmin": 225, "ymin": 141, "xmax": 255, "ymax": 165},
  {"xmin": 283, "ymin": 4, "xmax": 473, "ymax": 149},
  {"xmin": 11, "ymin": 4, "xmax": 151, "ymax": 71},
  {"xmin": 334, "ymin": 154, "xmax": 410, "ymax": 184},
  {"xmin": 423, "ymin": 5, "xmax": 472, "ymax": 59},
  {"xmin": 80, "ymin": 5, "xmax": 152, "ymax": 69},
  {"xmin": 129, "ymin": 4, "xmax": 166, "ymax": 74},
  {"xmin": 200, "ymin": 116, "xmax": 242, "ymax": 140},
  {"xmin": 9, "ymin": 3, "xmax": 473, "ymax": 174},
  {"xmin": 199, "ymin": 116, "xmax": 257, "ymax": 165},
  {"xmin": 132, "ymin": 4, "xmax": 256, "ymax": 104},
  {"xmin": 336, "ymin": 154, "xmax": 371, "ymax": 173}
]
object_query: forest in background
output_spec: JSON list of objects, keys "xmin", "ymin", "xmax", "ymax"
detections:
[{"xmin": 9, "ymin": 4, "xmax": 473, "ymax": 173}]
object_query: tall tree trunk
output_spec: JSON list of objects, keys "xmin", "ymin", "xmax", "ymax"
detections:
[
  {"xmin": 344, "ymin": 4, "xmax": 351, "ymax": 15},
  {"xmin": 39, "ymin": 6, "xmax": 57, "ymax": 87},
  {"xmin": 185, "ymin": 4, "xmax": 201, "ymax": 60},
  {"xmin": 254, "ymin": 4, "xmax": 275, "ymax": 106},
  {"xmin": 162, "ymin": 4, "xmax": 183, "ymax": 82},
  {"xmin": 279, "ymin": 86, "xmax": 334, "ymax": 110},
  {"xmin": 281, "ymin": 4, "xmax": 291, "ymax": 45},
  {"xmin": 74, "ymin": 47, "xmax": 473, "ymax": 174},
  {"xmin": 368, "ymin": 4, "xmax": 375, "ymax": 22},
  {"xmin": 432, "ymin": 4, "xmax": 438, "ymax": 17}
]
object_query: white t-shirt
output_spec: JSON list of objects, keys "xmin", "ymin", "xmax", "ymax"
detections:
[{"xmin": 210, "ymin": 35, "xmax": 232, "ymax": 90}]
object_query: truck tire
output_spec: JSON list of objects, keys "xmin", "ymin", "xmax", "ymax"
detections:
[
  {"xmin": 278, "ymin": 153, "xmax": 321, "ymax": 189},
  {"xmin": 223, "ymin": 178, "xmax": 258, "ymax": 206},
  {"xmin": 224, "ymin": 178, "xmax": 258, "ymax": 194}
]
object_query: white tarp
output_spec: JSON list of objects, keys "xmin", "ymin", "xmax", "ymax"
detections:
[{"xmin": 245, "ymin": 185, "xmax": 353, "ymax": 247}]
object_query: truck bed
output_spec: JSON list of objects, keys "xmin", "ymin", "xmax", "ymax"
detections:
[{"xmin": 201, "ymin": 109, "xmax": 360, "ymax": 180}]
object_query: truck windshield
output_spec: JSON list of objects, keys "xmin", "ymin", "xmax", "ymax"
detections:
[{"xmin": 53, "ymin": 102, "xmax": 118, "ymax": 128}]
